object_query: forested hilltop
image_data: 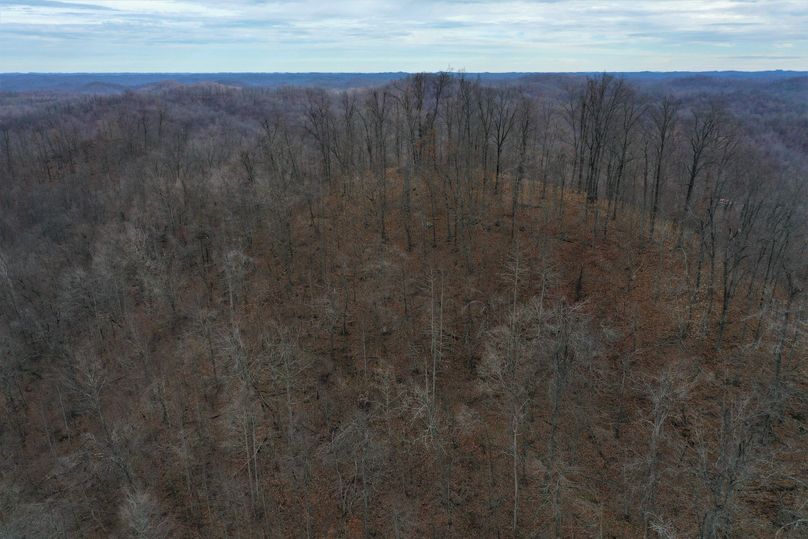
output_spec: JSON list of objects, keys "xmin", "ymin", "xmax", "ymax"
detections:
[
  {"xmin": 1, "ymin": 73, "xmax": 806, "ymax": 538},
  {"xmin": 2, "ymin": 70, "xmax": 806, "ymax": 94}
]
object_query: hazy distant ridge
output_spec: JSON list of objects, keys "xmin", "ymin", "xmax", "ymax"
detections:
[{"xmin": 2, "ymin": 71, "xmax": 807, "ymax": 94}]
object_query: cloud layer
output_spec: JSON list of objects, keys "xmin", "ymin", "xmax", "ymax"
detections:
[{"xmin": 1, "ymin": 0, "xmax": 806, "ymax": 71}]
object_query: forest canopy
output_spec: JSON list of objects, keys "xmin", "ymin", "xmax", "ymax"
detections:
[{"xmin": 1, "ymin": 72, "xmax": 806, "ymax": 538}]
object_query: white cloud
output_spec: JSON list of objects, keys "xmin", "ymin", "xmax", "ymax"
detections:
[{"xmin": 0, "ymin": 0, "xmax": 805, "ymax": 71}]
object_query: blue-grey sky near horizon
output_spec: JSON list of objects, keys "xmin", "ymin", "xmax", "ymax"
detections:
[{"xmin": 1, "ymin": 0, "xmax": 806, "ymax": 72}]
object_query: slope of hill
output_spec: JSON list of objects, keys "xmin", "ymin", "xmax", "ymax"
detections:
[{"xmin": 0, "ymin": 75, "xmax": 805, "ymax": 538}]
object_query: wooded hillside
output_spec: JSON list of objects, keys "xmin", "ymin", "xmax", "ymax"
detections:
[{"xmin": 1, "ymin": 73, "xmax": 806, "ymax": 538}]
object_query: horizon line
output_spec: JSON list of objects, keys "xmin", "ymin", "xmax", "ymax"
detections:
[{"xmin": 3, "ymin": 69, "xmax": 807, "ymax": 75}]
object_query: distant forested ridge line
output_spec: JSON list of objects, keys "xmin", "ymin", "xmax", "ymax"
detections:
[{"xmin": 1, "ymin": 70, "xmax": 807, "ymax": 94}]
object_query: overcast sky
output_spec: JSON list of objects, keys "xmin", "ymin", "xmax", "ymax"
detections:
[{"xmin": 1, "ymin": 0, "xmax": 806, "ymax": 72}]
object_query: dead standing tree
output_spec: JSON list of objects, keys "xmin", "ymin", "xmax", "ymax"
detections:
[
  {"xmin": 491, "ymin": 87, "xmax": 518, "ymax": 195},
  {"xmin": 649, "ymin": 96, "xmax": 678, "ymax": 240},
  {"xmin": 304, "ymin": 88, "xmax": 336, "ymax": 187},
  {"xmin": 511, "ymin": 97, "xmax": 533, "ymax": 241},
  {"xmin": 478, "ymin": 250, "xmax": 534, "ymax": 535}
]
